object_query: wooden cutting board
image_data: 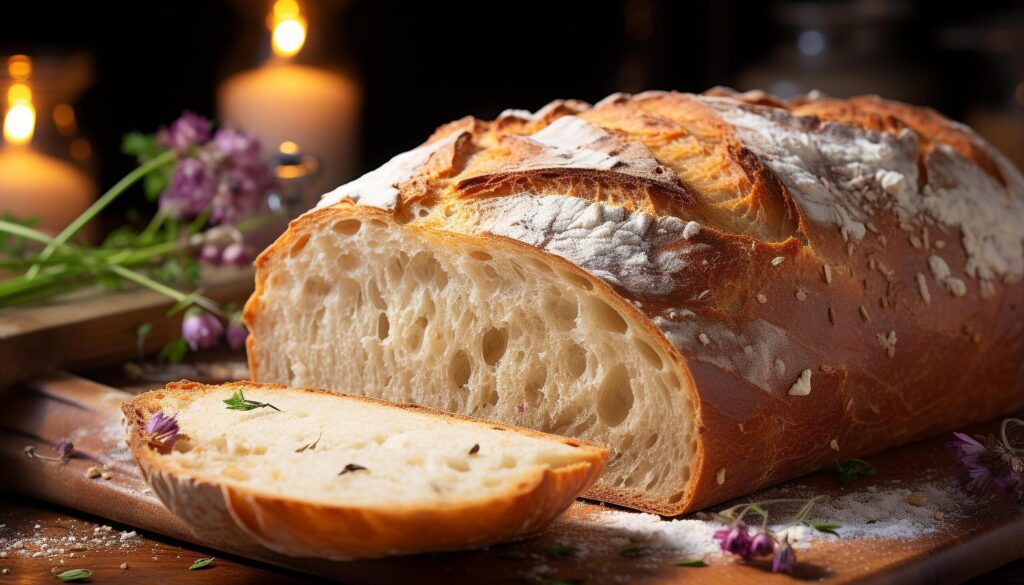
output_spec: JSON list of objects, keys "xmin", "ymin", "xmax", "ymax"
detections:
[
  {"xmin": 0, "ymin": 267, "xmax": 254, "ymax": 388},
  {"xmin": 1, "ymin": 374, "xmax": 1022, "ymax": 584}
]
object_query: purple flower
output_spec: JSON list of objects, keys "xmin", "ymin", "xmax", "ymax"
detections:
[
  {"xmin": 949, "ymin": 430, "xmax": 1024, "ymax": 504},
  {"xmin": 157, "ymin": 111, "xmax": 211, "ymax": 154},
  {"xmin": 713, "ymin": 523, "xmax": 754, "ymax": 558},
  {"xmin": 161, "ymin": 158, "xmax": 217, "ymax": 219},
  {"xmin": 771, "ymin": 542, "xmax": 795, "ymax": 573},
  {"xmin": 156, "ymin": 116, "xmax": 276, "ymax": 225},
  {"xmin": 226, "ymin": 313, "xmax": 248, "ymax": 350},
  {"xmin": 57, "ymin": 439, "xmax": 74, "ymax": 461},
  {"xmin": 220, "ymin": 242, "xmax": 251, "ymax": 267},
  {"xmin": 749, "ymin": 532, "xmax": 775, "ymax": 557},
  {"xmin": 145, "ymin": 410, "xmax": 181, "ymax": 448},
  {"xmin": 182, "ymin": 308, "xmax": 223, "ymax": 351},
  {"xmin": 198, "ymin": 243, "xmax": 222, "ymax": 265}
]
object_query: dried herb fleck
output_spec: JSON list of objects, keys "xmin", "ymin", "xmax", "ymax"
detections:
[
  {"xmin": 833, "ymin": 458, "xmax": 876, "ymax": 485},
  {"xmin": 469, "ymin": 443, "xmax": 480, "ymax": 455},
  {"xmin": 619, "ymin": 546, "xmax": 648, "ymax": 558},
  {"xmin": 224, "ymin": 388, "xmax": 280, "ymax": 412},
  {"xmin": 540, "ymin": 544, "xmax": 578, "ymax": 559},
  {"xmin": 338, "ymin": 463, "xmax": 367, "ymax": 475},
  {"xmin": 188, "ymin": 557, "xmax": 214, "ymax": 570},
  {"xmin": 673, "ymin": 559, "xmax": 708, "ymax": 567},
  {"xmin": 295, "ymin": 433, "xmax": 322, "ymax": 453}
]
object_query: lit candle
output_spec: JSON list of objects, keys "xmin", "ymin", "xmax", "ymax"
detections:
[
  {"xmin": 0, "ymin": 55, "xmax": 94, "ymax": 236},
  {"xmin": 218, "ymin": 0, "xmax": 360, "ymax": 211}
]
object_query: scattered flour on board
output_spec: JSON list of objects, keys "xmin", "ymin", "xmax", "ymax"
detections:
[
  {"xmin": 0, "ymin": 519, "xmax": 143, "ymax": 562},
  {"xmin": 559, "ymin": 478, "xmax": 981, "ymax": 561}
]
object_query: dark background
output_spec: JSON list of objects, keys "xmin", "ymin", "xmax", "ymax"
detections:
[{"xmin": 1, "ymin": 0, "xmax": 1023, "ymax": 205}]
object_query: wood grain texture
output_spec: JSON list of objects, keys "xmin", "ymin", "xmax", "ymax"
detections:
[
  {"xmin": 0, "ymin": 373, "xmax": 1022, "ymax": 584},
  {"xmin": 0, "ymin": 267, "xmax": 254, "ymax": 388}
]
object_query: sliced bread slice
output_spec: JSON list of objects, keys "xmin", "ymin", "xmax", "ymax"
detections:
[{"xmin": 122, "ymin": 380, "xmax": 608, "ymax": 560}]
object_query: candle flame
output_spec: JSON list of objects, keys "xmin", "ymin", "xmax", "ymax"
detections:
[
  {"xmin": 270, "ymin": 0, "xmax": 306, "ymax": 59},
  {"xmin": 4, "ymin": 55, "xmax": 35, "ymax": 144}
]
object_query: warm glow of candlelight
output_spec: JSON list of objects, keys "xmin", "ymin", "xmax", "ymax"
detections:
[
  {"xmin": 7, "ymin": 55, "xmax": 31, "ymax": 80},
  {"xmin": 4, "ymin": 55, "xmax": 36, "ymax": 145},
  {"xmin": 279, "ymin": 140, "xmax": 299, "ymax": 154},
  {"xmin": 270, "ymin": 0, "xmax": 306, "ymax": 58},
  {"xmin": 4, "ymin": 86, "xmax": 35, "ymax": 145}
]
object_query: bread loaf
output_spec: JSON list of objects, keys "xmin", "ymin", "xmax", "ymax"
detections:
[
  {"xmin": 122, "ymin": 381, "xmax": 607, "ymax": 559},
  {"xmin": 244, "ymin": 89, "xmax": 1024, "ymax": 515}
]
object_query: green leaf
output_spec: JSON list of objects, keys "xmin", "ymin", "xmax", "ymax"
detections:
[
  {"xmin": 188, "ymin": 557, "xmax": 214, "ymax": 570},
  {"xmin": 158, "ymin": 336, "xmax": 188, "ymax": 364},
  {"xmin": 540, "ymin": 544, "xmax": 578, "ymax": 559},
  {"xmin": 672, "ymin": 559, "xmax": 708, "ymax": 567},
  {"xmin": 224, "ymin": 388, "xmax": 280, "ymax": 412},
  {"xmin": 55, "ymin": 569, "xmax": 92, "ymax": 581},
  {"xmin": 807, "ymin": 520, "xmax": 842, "ymax": 536},
  {"xmin": 834, "ymin": 459, "xmax": 876, "ymax": 485},
  {"xmin": 143, "ymin": 168, "xmax": 171, "ymax": 201},
  {"xmin": 747, "ymin": 503, "xmax": 767, "ymax": 518},
  {"xmin": 619, "ymin": 546, "xmax": 648, "ymax": 558},
  {"xmin": 121, "ymin": 131, "xmax": 155, "ymax": 156}
]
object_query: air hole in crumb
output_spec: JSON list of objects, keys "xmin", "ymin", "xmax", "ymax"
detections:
[
  {"xmin": 586, "ymin": 297, "xmax": 628, "ymax": 334},
  {"xmin": 669, "ymin": 489, "xmax": 686, "ymax": 504},
  {"xmin": 410, "ymin": 253, "xmax": 443, "ymax": 285},
  {"xmin": 377, "ymin": 313, "xmax": 390, "ymax": 340},
  {"xmin": 524, "ymin": 366, "xmax": 547, "ymax": 407},
  {"xmin": 370, "ymin": 219, "xmax": 387, "ymax": 228},
  {"xmin": 645, "ymin": 433, "xmax": 659, "ymax": 448},
  {"xmin": 544, "ymin": 292, "xmax": 578, "ymax": 330},
  {"xmin": 289, "ymin": 233, "xmax": 311, "ymax": 256},
  {"xmin": 294, "ymin": 411, "xmax": 309, "ymax": 419},
  {"xmin": 564, "ymin": 271, "xmax": 594, "ymax": 291},
  {"xmin": 210, "ymin": 436, "xmax": 227, "ymax": 453},
  {"xmin": 446, "ymin": 458, "xmax": 470, "ymax": 472},
  {"xmin": 485, "ymin": 387, "xmax": 499, "ymax": 406},
  {"xmin": 530, "ymin": 258, "xmax": 555, "ymax": 274},
  {"xmin": 470, "ymin": 250, "xmax": 493, "ymax": 262},
  {"xmin": 332, "ymin": 219, "xmax": 362, "ymax": 235},
  {"xmin": 222, "ymin": 465, "xmax": 250, "ymax": 481},
  {"xmin": 405, "ymin": 317, "xmax": 428, "ymax": 351},
  {"xmin": 633, "ymin": 337, "xmax": 663, "ymax": 370},
  {"xmin": 501, "ymin": 455, "xmax": 517, "ymax": 468},
  {"xmin": 366, "ymin": 280, "xmax": 386, "ymax": 310},
  {"xmin": 481, "ymin": 327, "xmax": 508, "ymax": 366},
  {"xmin": 596, "ymin": 364, "xmax": 634, "ymax": 427},
  {"xmin": 303, "ymin": 275, "xmax": 332, "ymax": 299},
  {"xmin": 448, "ymin": 350, "xmax": 472, "ymax": 390},
  {"xmin": 417, "ymin": 208, "xmax": 429, "ymax": 217},
  {"xmin": 561, "ymin": 343, "xmax": 588, "ymax": 379},
  {"xmin": 252, "ymin": 445, "xmax": 268, "ymax": 455},
  {"xmin": 336, "ymin": 253, "xmax": 360, "ymax": 272}
]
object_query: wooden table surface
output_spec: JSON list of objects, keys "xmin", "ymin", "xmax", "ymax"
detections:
[{"xmin": 0, "ymin": 356, "xmax": 1022, "ymax": 584}]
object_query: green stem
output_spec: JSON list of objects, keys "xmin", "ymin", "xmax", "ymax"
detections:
[
  {"xmin": 0, "ymin": 219, "xmax": 58, "ymax": 247},
  {"xmin": 139, "ymin": 209, "xmax": 168, "ymax": 242},
  {"xmin": 106, "ymin": 264, "xmax": 223, "ymax": 317},
  {"xmin": 29, "ymin": 150, "xmax": 176, "ymax": 277},
  {"xmin": 1002, "ymin": 418, "xmax": 1024, "ymax": 454},
  {"xmin": 235, "ymin": 213, "xmax": 280, "ymax": 233}
]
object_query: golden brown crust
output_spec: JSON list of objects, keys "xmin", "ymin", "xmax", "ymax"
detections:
[
  {"xmin": 246, "ymin": 89, "xmax": 1024, "ymax": 516},
  {"xmin": 122, "ymin": 380, "xmax": 607, "ymax": 559}
]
